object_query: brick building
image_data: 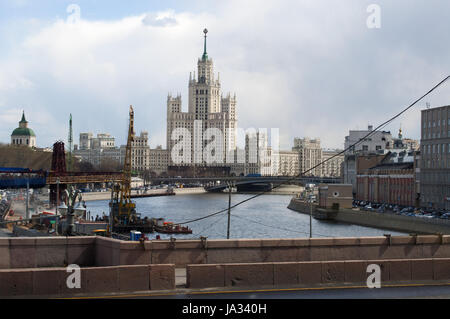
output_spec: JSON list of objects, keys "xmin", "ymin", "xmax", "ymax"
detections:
[{"xmin": 356, "ymin": 151, "xmax": 416, "ymax": 207}]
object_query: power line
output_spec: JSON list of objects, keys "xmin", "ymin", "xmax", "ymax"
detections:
[
  {"xmin": 177, "ymin": 206, "xmax": 230, "ymax": 224},
  {"xmin": 178, "ymin": 75, "xmax": 450, "ymax": 225},
  {"xmin": 232, "ymin": 213, "xmax": 329, "ymax": 238},
  {"xmin": 189, "ymin": 213, "xmax": 227, "ymax": 239}
]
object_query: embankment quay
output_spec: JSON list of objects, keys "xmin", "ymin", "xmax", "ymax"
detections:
[
  {"xmin": 288, "ymin": 198, "xmax": 450, "ymax": 235},
  {"xmin": 0, "ymin": 235, "xmax": 449, "ymax": 298},
  {"xmin": 81, "ymin": 185, "xmax": 301, "ymax": 202},
  {"xmin": 81, "ymin": 187, "xmax": 207, "ymax": 201}
]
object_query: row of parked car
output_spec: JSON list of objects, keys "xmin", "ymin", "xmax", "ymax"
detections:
[{"xmin": 352, "ymin": 200, "xmax": 450, "ymax": 220}]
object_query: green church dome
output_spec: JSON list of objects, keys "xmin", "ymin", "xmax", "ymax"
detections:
[
  {"xmin": 11, "ymin": 127, "xmax": 36, "ymax": 137},
  {"xmin": 11, "ymin": 111, "xmax": 35, "ymax": 137}
]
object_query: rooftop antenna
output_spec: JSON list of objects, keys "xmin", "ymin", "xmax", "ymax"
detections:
[
  {"xmin": 68, "ymin": 114, "xmax": 73, "ymax": 171},
  {"xmin": 426, "ymin": 102, "xmax": 430, "ymax": 109}
]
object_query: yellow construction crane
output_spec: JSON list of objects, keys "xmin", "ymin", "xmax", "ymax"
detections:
[
  {"xmin": 108, "ymin": 105, "xmax": 154, "ymax": 235},
  {"xmin": 110, "ymin": 105, "xmax": 137, "ymax": 226},
  {"xmin": 119, "ymin": 105, "xmax": 135, "ymax": 217}
]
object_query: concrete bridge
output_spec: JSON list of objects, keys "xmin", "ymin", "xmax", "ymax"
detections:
[{"xmin": 149, "ymin": 176, "xmax": 341, "ymax": 192}]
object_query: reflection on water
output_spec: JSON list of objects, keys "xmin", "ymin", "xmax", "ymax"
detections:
[{"xmin": 86, "ymin": 193, "xmax": 406, "ymax": 240}]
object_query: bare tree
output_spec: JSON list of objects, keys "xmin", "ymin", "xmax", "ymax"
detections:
[{"xmin": 98, "ymin": 158, "xmax": 122, "ymax": 172}]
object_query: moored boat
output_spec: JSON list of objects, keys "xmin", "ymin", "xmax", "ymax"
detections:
[{"xmin": 154, "ymin": 220, "xmax": 192, "ymax": 234}]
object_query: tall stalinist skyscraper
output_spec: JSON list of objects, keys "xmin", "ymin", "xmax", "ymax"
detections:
[{"xmin": 167, "ymin": 29, "xmax": 237, "ymax": 170}]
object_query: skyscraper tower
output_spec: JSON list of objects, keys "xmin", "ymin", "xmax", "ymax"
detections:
[{"xmin": 166, "ymin": 29, "xmax": 237, "ymax": 167}]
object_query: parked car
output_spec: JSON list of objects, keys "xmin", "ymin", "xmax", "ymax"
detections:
[{"xmin": 376, "ymin": 207, "xmax": 385, "ymax": 213}]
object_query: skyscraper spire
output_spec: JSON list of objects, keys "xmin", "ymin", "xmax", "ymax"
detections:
[{"xmin": 202, "ymin": 28, "xmax": 208, "ymax": 60}]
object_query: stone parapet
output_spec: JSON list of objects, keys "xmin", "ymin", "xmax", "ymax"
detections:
[
  {"xmin": 0, "ymin": 264, "xmax": 175, "ymax": 297},
  {"xmin": 186, "ymin": 258, "xmax": 450, "ymax": 288},
  {"xmin": 2, "ymin": 235, "xmax": 450, "ymax": 268}
]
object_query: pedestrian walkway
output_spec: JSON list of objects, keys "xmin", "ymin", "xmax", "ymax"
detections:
[{"xmin": 176, "ymin": 268, "xmax": 186, "ymax": 287}]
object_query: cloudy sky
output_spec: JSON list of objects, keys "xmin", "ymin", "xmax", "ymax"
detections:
[{"xmin": 1, "ymin": 0, "xmax": 450, "ymax": 150}]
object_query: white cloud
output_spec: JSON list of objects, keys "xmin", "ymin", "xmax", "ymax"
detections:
[
  {"xmin": 1, "ymin": 0, "xmax": 450, "ymax": 150},
  {"xmin": 142, "ymin": 10, "xmax": 178, "ymax": 27}
]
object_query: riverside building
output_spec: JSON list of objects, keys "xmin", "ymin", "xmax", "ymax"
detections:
[
  {"xmin": 342, "ymin": 125, "xmax": 417, "ymax": 195},
  {"xmin": 74, "ymin": 131, "xmax": 157, "ymax": 173},
  {"xmin": 420, "ymin": 105, "xmax": 450, "ymax": 210},
  {"xmin": 292, "ymin": 137, "xmax": 322, "ymax": 176},
  {"xmin": 322, "ymin": 149, "xmax": 344, "ymax": 177},
  {"xmin": 74, "ymin": 133, "xmax": 124, "ymax": 168}
]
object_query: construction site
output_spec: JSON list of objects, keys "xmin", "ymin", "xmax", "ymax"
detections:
[{"xmin": 0, "ymin": 106, "xmax": 188, "ymax": 240}]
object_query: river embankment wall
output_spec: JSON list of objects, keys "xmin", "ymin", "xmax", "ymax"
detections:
[
  {"xmin": 288, "ymin": 198, "xmax": 450, "ymax": 235},
  {"xmin": 0, "ymin": 264, "xmax": 175, "ymax": 297},
  {"xmin": 2, "ymin": 235, "xmax": 450, "ymax": 269},
  {"xmin": 1, "ymin": 235, "xmax": 450, "ymax": 296},
  {"xmin": 186, "ymin": 258, "xmax": 450, "ymax": 288},
  {"xmin": 81, "ymin": 187, "xmax": 206, "ymax": 202},
  {"xmin": 82, "ymin": 185, "xmax": 299, "ymax": 201}
]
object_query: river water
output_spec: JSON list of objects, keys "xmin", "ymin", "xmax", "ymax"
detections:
[{"xmin": 86, "ymin": 193, "xmax": 406, "ymax": 240}]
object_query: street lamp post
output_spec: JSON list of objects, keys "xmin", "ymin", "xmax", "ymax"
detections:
[
  {"xmin": 26, "ymin": 178, "xmax": 30, "ymax": 220},
  {"xmin": 56, "ymin": 178, "xmax": 60, "ymax": 215},
  {"xmin": 309, "ymin": 198, "xmax": 312, "ymax": 238},
  {"xmin": 55, "ymin": 178, "xmax": 60, "ymax": 235},
  {"xmin": 309, "ymin": 187, "xmax": 313, "ymax": 238},
  {"xmin": 226, "ymin": 182, "xmax": 233, "ymax": 239}
]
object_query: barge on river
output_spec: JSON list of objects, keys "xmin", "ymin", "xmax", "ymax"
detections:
[{"xmin": 153, "ymin": 218, "xmax": 192, "ymax": 234}]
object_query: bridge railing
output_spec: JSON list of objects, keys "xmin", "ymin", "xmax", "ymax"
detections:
[
  {"xmin": 0, "ymin": 168, "xmax": 126, "ymax": 188},
  {"xmin": 148, "ymin": 176, "xmax": 341, "ymax": 183},
  {"xmin": 0, "ymin": 177, "xmax": 47, "ymax": 189},
  {"xmin": 47, "ymin": 172, "xmax": 124, "ymax": 184},
  {"xmin": 0, "ymin": 168, "xmax": 48, "ymax": 189}
]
